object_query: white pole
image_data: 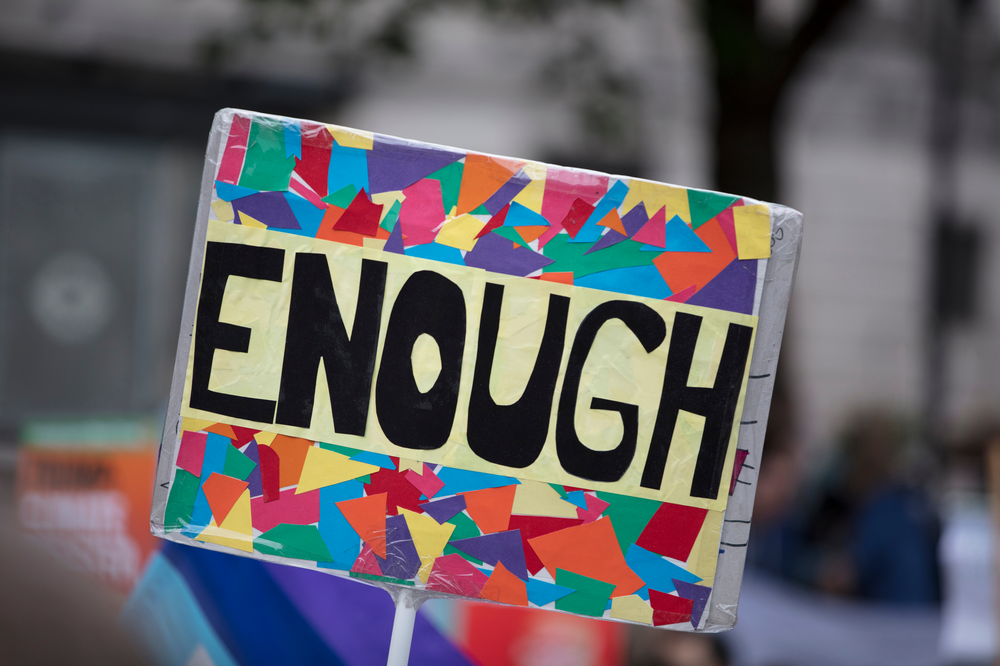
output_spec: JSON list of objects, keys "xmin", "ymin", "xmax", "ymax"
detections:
[{"xmin": 386, "ymin": 588, "xmax": 418, "ymax": 666}]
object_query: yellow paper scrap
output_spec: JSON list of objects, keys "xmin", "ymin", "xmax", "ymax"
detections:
[
  {"xmin": 363, "ymin": 238, "xmax": 387, "ymax": 252},
  {"xmin": 238, "ymin": 212, "xmax": 267, "ymax": 229},
  {"xmin": 610, "ymin": 595, "xmax": 653, "ymax": 625},
  {"xmin": 195, "ymin": 489, "xmax": 253, "ymax": 553},
  {"xmin": 211, "ymin": 199, "xmax": 234, "ymax": 222},
  {"xmin": 371, "ymin": 191, "xmax": 405, "ymax": 222},
  {"xmin": 254, "ymin": 431, "xmax": 278, "ymax": 447},
  {"xmin": 397, "ymin": 459, "xmax": 422, "ymax": 473},
  {"xmin": 182, "ymin": 417, "xmax": 216, "ymax": 434},
  {"xmin": 511, "ymin": 480, "xmax": 579, "ymax": 518},
  {"xmin": 686, "ymin": 509, "xmax": 725, "ymax": 582},
  {"xmin": 435, "ymin": 214, "xmax": 486, "ymax": 252},
  {"xmin": 621, "ymin": 180, "xmax": 690, "ymax": 226},
  {"xmin": 326, "ymin": 125, "xmax": 375, "ymax": 150},
  {"xmin": 512, "ymin": 163, "xmax": 546, "ymax": 212},
  {"xmin": 733, "ymin": 204, "xmax": 771, "ymax": 259},
  {"xmin": 296, "ymin": 446, "xmax": 380, "ymax": 494},
  {"xmin": 400, "ymin": 508, "xmax": 456, "ymax": 583}
]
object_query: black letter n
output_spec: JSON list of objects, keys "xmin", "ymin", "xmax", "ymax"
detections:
[{"xmin": 275, "ymin": 254, "xmax": 387, "ymax": 434}]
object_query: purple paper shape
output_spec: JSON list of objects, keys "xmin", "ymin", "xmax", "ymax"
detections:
[
  {"xmin": 419, "ymin": 495, "xmax": 467, "ymax": 524},
  {"xmin": 383, "ymin": 222, "xmax": 405, "ymax": 255},
  {"xmin": 484, "ymin": 169, "xmax": 531, "ymax": 215},
  {"xmin": 374, "ymin": 514, "xmax": 421, "ymax": 580},
  {"xmin": 621, "ymin": 205, "xmax": 649, "ymax": 237},
  {"xmin": 585, "ymin": 229, "xmax": 627, "ymax": 255},
  {"xmin": 464, "ymin": 233, "xmax": 554, "ymax": 277},
  {"xmin": 685, "ymin": 258, "xmax": 757, "ymax": 315},
  {"xmin": 245, "ymin": 440, "xmax": 262, "ymax": 498},
  {"xmin": 673, "ymin": 580, "xmax": 711, "ymax": 629},
  {"xmin": 231, "ymin": 191, "xmax": 301, "ymax": 230},
  {"xmin": 449, "ymin": 530, "xmax": 528, "ymax": 581},
  {"xmin": 264, "ymin": 561, "xmax": 473, "ymax": 666},
  {"xmin": 367, "ymin": 135, "xmax": 464, "ymax": 194}
]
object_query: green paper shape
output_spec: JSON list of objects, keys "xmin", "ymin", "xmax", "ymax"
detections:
[
  {"xmin": 471, "ymin": 203, "xmax": 490, "ymax": 215},
  {"xmin": 318, "ymin": 441, "xmax": 362, "ymax": 457},
  {"xmin": 596, "ymin": 491, "xmax": 662, "ymax": 554},
  {"xmin": 322, "ymin": 184, "xmax": 358, "ymax": 209},
  {"xmin": 555, "ymin": 569, "xmax": 616, "ymax": 617},
  {"xmin": 688, "ymin": 190, "xmax": 738, "ymax": 229},
  {"xmin": 492, "ymin": 226, "xmax": 524, "ymax": 244},
  {"xmin": 239, "ymin": 118, "xmax": 295, "ymax": 192},
  {"xmin": 542, "ymin": 234, "xmax": 654, "ymax": 278},
  {"xmin": 164, "ymin": 469, "xmax": 200, "ymax": 532},
  {"xmin": 223, "ymin": 446, "xmax": 257, "ymax": 481},
  {"xmin": 443, "ymin": 511, "xmax": 483, "ymax": 565},
  {"xmin": 380, "ymin": 200, "xmax": 402, "ymax": 232},
  {"xmin": 427, "ymin": 162, "xmax": 464, "ymax": 215},
  {"xmin": 549, "ymin": 483, "xmax": 568, "ymax": 499},
  {"xmin": 255, "ymin": 524, "xmax": 334, "ymax": 562},
  {"xmin": 350, "ymin": 572, "xmax": 415, "ymax": 586}
]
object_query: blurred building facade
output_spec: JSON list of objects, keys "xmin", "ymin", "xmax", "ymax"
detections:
[{"xmin": 0, "ymin": 0, "xmax": 998, "ymax": 459}]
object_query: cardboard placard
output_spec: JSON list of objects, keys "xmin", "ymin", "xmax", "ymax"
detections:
[{"xmin": 150, "ymin": 109, "xmax": 802, "ymax": 631}]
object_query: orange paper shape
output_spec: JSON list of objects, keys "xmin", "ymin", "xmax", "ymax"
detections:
[
  {"xmin": 538, "ymin": 272, "xmax": 573, "ymax": 285},
  {"xmin": 479, "ymin": 561, "xmax": 529, "ymax": 606},
  {"xmin": 464, "ymin": 485, "xmax": 517, "ymax": 534},
  {"xmin": 597, "ymin": 208, "xmax": 626, "ymax": 235},
  {"xmin": 203, "ymin": 422, "xmax": 238, "ymax": 441},
  {"xmin": 270, "ymin": 435, "xmax": 313, "ymax": 488},
  {"xmin": 336, "ymin": 492, "xmax": 388, "ymax": 558},
  {"xmin": 457, "ymin": 154, "xmax": 523, "ymax": 215},
  {"xmin": 515, "ymin": 225, "xmax": 549, "ymax": 243},
  {"xmin": 652, "ymin": 217, "xmax": 736, "ymax": 292},
  {"xmin": 528, "ymin": 517, "xmax": 645, "ymax": 597},
  {"xmin": 201, "ymin": 472, "xmax": 249, "ymax": 525}
]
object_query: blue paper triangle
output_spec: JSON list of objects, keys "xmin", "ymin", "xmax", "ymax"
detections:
[
  {"xmin": 526, "ymin": 578, "xmax": 576, "ymax": 607},
  {"xmin": 663, "ymin": 215, "xmax": 710, "ymax": 252},
  {"xmin": 565, "ymin": 491, "xmax": 589, "ymax": 510},
  {"xmin": 215, "ymin": 181, "xmax": 258, "ymax": 202},
  {"xmin": 503, "ymin": 202, "xmax": 549, "ymax": 227}
]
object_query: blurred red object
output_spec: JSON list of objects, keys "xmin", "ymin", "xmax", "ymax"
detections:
[{"xmin": 459, "ymin": 601, "xmax": 624, "ymax": 666}]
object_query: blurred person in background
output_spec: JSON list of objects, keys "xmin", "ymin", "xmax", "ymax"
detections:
[
  {"xmin": 627, "ymin": 625, "xmax": 729, "ymax": 666},
  {"xmin": 750, "ymin": 410, "xmax": 940, "ymax": 605}
]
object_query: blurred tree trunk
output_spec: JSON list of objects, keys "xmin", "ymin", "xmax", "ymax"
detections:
[
  {"xmin": 703, "ymin": 0, "xmax": 858, "ymax": 413},
  {"xmin": 704, "ymin": 0, "xmax": 858, "ymax": 203}
]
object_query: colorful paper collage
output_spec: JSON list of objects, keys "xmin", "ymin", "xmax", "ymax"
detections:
[
  {"xmin": 164, "ymin": 421, "xmax": 724, "ymax": 628},
  {"xmin": 153, "ymin": 109, "xmax": 788, "ymax": 631}
]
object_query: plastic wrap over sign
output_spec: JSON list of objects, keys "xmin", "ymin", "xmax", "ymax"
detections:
[{"xmin": 151, "ymin": 109, "xmax": 803, "ymax": 632}]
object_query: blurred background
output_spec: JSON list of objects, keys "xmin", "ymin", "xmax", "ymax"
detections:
[{"xmin": 0, "ymin": 0, "xmax": 999, "ymax": 664}]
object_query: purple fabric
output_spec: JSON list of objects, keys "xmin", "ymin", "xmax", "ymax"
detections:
[
  {"xmin": 685, "ymin": 258, "xmax": 757, "ymax": 315},
  {"xmin": 464, "ymin": 232, "xmax": 553, "ymax": 276},
  {"xmin": 232, "ymin": 191, "xmax": 301, "ymax": 229},
  {"xmin": 264, "ymin": 562, "xmax": 473, "ymax": 666},
  {"xmin": 367, "ymin": 135, "xmax": 464, "ymax": 194}
]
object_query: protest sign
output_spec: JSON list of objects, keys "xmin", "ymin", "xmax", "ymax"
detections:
[{"xmin": 151, "ymin": 109, "xmax": 802, "ymax": 631}]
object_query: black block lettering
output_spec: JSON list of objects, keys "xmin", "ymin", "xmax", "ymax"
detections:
[{"xmin": 467, "ymin": 284, "xmax": 570, "ymax": 468}]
